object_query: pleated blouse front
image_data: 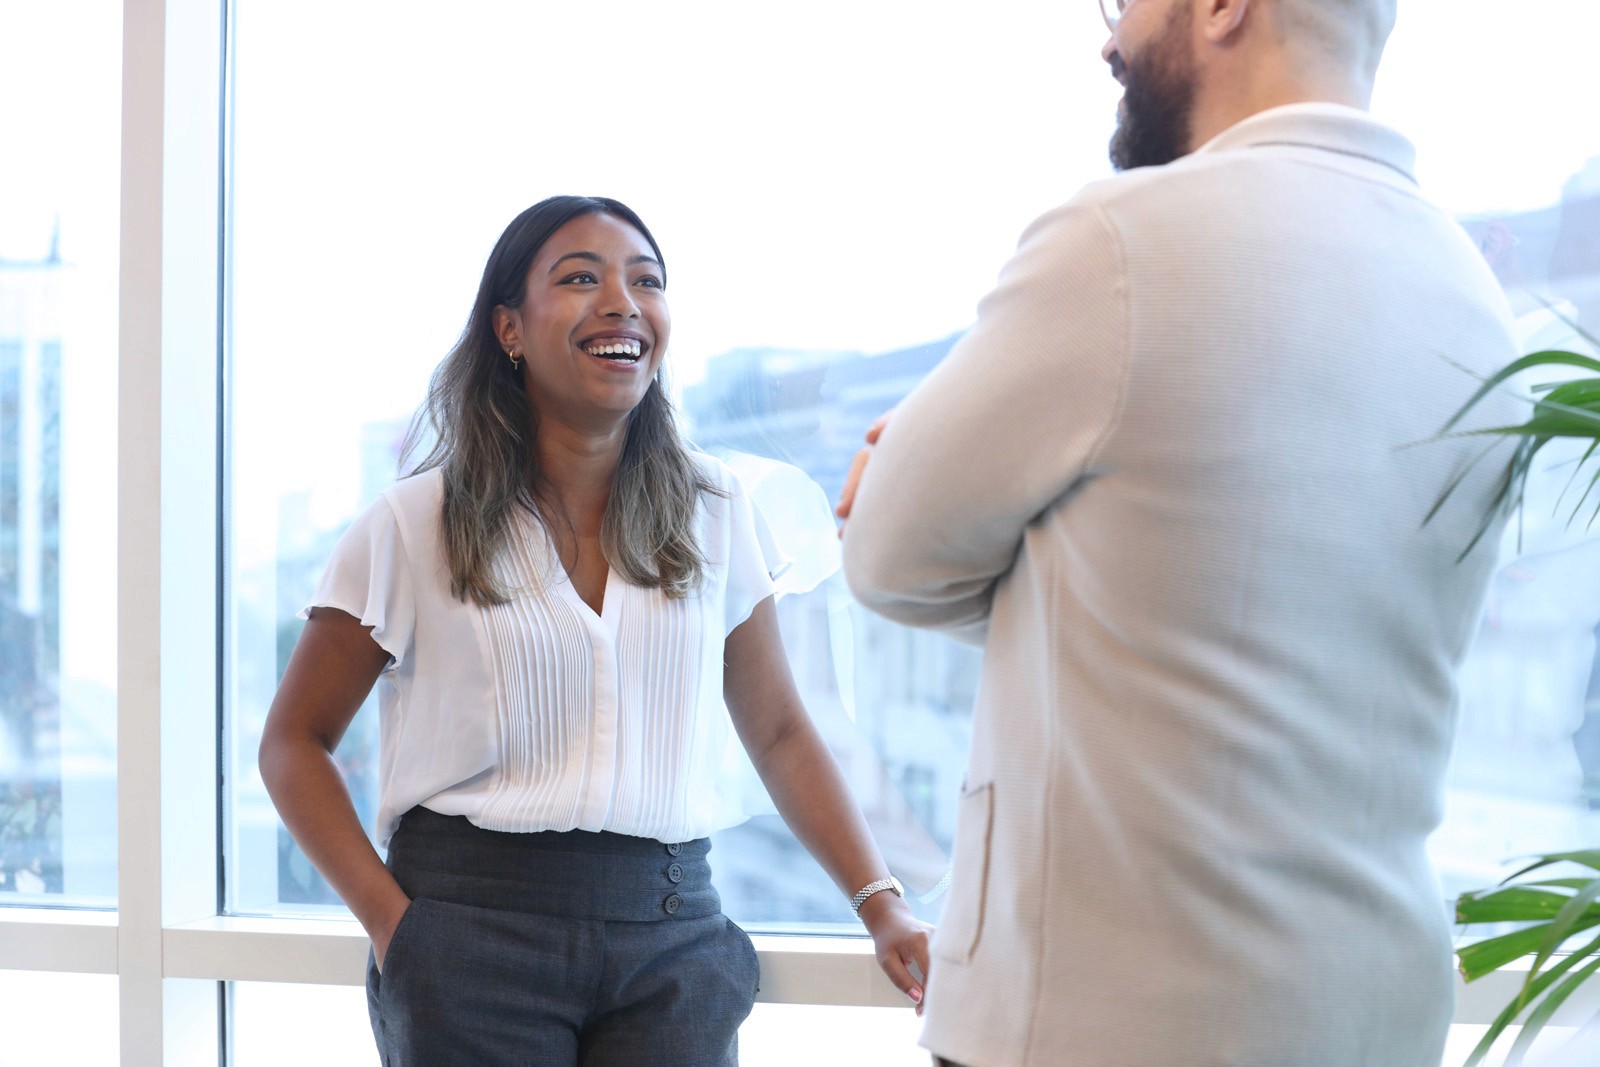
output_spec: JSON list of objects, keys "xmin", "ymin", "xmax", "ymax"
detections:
[{"xmin": 303, "ymin": 455, "xmax": 783, "ymax": 848}]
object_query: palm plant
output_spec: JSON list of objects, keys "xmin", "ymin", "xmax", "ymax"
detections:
[
  {"xmin": 1434, "ymin": 310, "xmax": 1600, "ymax": 1065},
  {"xmin": 1430, "ymin": 331, "xmax": 1600, "ymax": 556},
  {"xmin": 1455, "ymin": 851, "xmax": 1600, "ymax": 1065}
]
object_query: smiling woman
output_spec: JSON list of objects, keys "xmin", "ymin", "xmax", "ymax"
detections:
[
  {"xmin": 403, "ymin": 198, "xmax": 705, "ymax": 607},
  {"xmin": 256, "ymin": 195, "xmax": 932, "ymax": 1065},
  {"xmin": 495, "ymin": 214, "xmax": 668, "ymax": 417}
]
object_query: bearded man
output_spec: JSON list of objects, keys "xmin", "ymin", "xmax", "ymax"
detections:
[{"xmin": 839, "ymin": 1, "xmax": 1521, "ymax": 1065}]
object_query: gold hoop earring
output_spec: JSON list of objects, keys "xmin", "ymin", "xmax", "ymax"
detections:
[{"xmin": 507, "ymin": 349, "xmax": 522, "ymax": 368}]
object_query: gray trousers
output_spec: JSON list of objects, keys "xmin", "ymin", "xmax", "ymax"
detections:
[{"xmin": 367, "ymin": 808, "xmax": 759, "ymax": 1066}]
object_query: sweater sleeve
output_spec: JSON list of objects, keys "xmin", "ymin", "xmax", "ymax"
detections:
[{"xmin": 842, "ymin": 199, "xmax": 1129, "ymax": 644}]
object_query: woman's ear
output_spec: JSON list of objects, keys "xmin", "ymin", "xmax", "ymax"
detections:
[{"xmin": 492, "ymin": 305, "xmax": 521, "ymax": 354}]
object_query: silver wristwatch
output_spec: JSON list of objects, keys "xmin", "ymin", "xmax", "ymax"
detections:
[{"xmin": 849, "ymin": 876, "xmax": 905, "ymax": 916}]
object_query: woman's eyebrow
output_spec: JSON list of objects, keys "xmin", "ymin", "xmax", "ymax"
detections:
[
  {"xmin": 548, "ymin": 250, "xmax": 602, "ymax": 274},
  {"xmin": 548, "ymin": 251, "xmax": 664, "ymax": 274}
]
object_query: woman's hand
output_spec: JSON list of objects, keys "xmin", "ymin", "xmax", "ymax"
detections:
[
  {"xmin": 723, "ymin": 598, "xmax": 933, "ymax": 1011},
  {"xmin": 857, "ymin": 891, "xmax": 935, "ymax": 1015},
  {"xmin": 259, "ymin": 606, "xmax": 414, "ymax": 975},
  {"xmin": 368, "ymin": 892, "xmax": 413, "ymax": 974}
]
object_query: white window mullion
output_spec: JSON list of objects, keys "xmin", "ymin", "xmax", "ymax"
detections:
[
  {"xmin": 118, "ymin": 0, "xmax": 226, "ymax": 1062},
  {"xmin": 118, "ymin": 0, "xmax": 173, "ymax": 1058}
]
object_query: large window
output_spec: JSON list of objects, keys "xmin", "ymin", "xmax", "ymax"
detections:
[
  {"xmin": 223, "ymin": 0, "xmax": 1600, "ymax": 929},
  {"xmin": 3, "ymin": 1, "xmax": 1600, "ymax": 1064},
  {"xmin": 1380, "ymin": 6, "xmax": 1600, "ymax": 898},
  {"xmin": 221, "ymin": 0, "xmax": 1122, "ymax": 925},
  {"xmin": 0, "ymin": 0, "xmax": 121, "ymax": 907}
]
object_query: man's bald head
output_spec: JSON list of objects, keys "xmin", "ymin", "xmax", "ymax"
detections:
[{"xmin": 1269, "ymin": 0, "xmax": 1398, "ymax": 82}]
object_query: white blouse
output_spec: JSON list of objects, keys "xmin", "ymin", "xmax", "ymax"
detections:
[{"xmin": 303, "ymin": 454, "xmax": 786, "ymax": 847}]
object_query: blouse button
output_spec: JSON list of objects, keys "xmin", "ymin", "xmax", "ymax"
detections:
[
  {"xmin": 667, "ymin": 863, "xmax": 684, "ymax": 884},
  {"xmin": 663, "ymin": 894, "xmax": 683, "ymax": 915},
  {"xmin": 666, "ymin": 842, "xmax": 682, "ymax": 857}
]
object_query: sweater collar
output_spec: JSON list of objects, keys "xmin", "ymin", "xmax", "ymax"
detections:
[{"xmin": 1191, "ymin": 103, "xmax": 1418, "ymax": 186}]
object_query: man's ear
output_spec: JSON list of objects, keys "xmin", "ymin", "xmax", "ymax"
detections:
[{"xmin": 1200, "ymin": 0, "xmax": 1252, "ymax": 43}]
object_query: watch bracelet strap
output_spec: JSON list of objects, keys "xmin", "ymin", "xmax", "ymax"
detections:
[{"xmin": 849, "ymin": 877, "xmax": 900, "ymax": 916}]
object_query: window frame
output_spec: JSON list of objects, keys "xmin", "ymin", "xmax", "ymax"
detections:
[{"xmin": 0, "ymin": 0, "xmax": 1597, "ymax": 1062}]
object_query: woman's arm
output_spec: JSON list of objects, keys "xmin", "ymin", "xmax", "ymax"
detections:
[
  {"xmin": 724, "ymin": 596, "xmax": 934, "ymax": 1010},
  {"xmin": 258, "ymin": 606, "xmax": 410, "ymax": 969}
]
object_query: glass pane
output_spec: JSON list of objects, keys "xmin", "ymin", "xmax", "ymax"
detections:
[
  {"xmin": 691, "ymin": 351, "xmax": 980, "ymax": 924},
  {"xmin": 1372, "ymin": 4, "xmax": 1600, "ymax": 901},
  {"xmin": 224, "ymin": 0, "xmax": 1107, "ymax": 921},
  {"xmin": 231, "ymin": 982, "xmax": 376, "ymax": 1066},
  {"xmin": 0, "ymin": 970, "xmax": 119, "ymax": 1063},
  {"xmin": 227, "ymin": 0, "xmax": 1600, "ymax": 943},
  {"xmin": 0, "ymin": 0, "xmax": 120, "ymax": 906}
]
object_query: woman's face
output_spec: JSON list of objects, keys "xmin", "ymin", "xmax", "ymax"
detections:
[{"xmin": 496, "ymin": 211, "xmax": 670, "ymax": 429}]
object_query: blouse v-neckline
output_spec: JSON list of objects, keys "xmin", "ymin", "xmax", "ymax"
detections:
[
  {"xmin": 538, "ymin": 523, "xmax": 618, "ymax": 632},
  {"xmin": 566, "ymin": 564, "xmax": 614, "ymax": 626}
]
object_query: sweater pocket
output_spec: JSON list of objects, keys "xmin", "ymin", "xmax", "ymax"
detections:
[{"xmin": 933, "ymin": 780, "xmax": 994, "ymax": 965}]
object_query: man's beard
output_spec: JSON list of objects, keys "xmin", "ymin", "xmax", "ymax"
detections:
[{"xmin": 1108, "ymin": 4, "xmax": 1199, "ymax": 172}]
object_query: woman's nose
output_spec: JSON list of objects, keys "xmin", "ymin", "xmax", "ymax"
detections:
[{"xmin": 599, "ymin": 279, "xmax": 639, "ymax": 318}]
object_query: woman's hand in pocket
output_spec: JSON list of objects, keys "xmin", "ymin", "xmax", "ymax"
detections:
[{"xmin": 368, "ymin": 893, "xmax": 413, "ymax": 974}]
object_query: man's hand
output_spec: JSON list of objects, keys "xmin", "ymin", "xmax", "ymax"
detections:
[{"xmin": 835, "ymin": 410, "xmax": 894, "ymax": 535}]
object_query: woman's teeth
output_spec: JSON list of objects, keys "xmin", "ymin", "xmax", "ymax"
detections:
[{"xmin": 584, "ymin": 340, "xmax": 642, "ymax": 362}]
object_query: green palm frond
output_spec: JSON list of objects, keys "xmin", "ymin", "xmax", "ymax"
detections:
[
  {"xmin": 1442, "ymin": 313, "xmax": 1600, "ymax": 1065},
  {"xmin": 1426, "ymin": 332, "xmax": 1600, "ymax": 560},
  {"xmin": 1457, "ymin": 855, "xmax": 1600, "ymax": 1066}
]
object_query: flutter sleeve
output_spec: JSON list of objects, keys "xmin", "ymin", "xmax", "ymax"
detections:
[
  {"xmin": 300, "ymin": 493, "xmax": 418, "ymax": 667},
  {"xmin": 719, "ymin": 463, "xmax": 794, "ymax": 635}
]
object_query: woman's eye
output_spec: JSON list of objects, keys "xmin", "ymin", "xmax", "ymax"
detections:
[
  {"xmin": 561, "ymin": 271, "xmax": 597, "ymax": 285},
  {"xmin": 636, "ymin": 275, "xmax": 664, "ymax": 289}
]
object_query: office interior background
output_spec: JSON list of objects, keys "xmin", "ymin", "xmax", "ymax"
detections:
[{"xmin": 1, "ymin": 0, "xmax": 1598, "ymax": 1062}]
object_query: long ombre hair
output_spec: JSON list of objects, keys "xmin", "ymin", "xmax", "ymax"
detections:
[{"xmin": 403, "ymin": 196, "xmax": 717, "ymax": 605}]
